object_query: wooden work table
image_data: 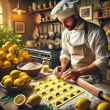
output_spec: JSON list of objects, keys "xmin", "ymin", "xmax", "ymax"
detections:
[{"xmin": 0, "ymin": 69, "xmax": 110, "ymax": 110}]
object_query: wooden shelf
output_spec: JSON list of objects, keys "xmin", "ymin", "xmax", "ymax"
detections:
[
  {"xmin": 42, "ymin": 19, "xmax": 59, "ymax": 23},
  {"xmin": 28, "ymin": 7, "xmax": 54, "ymax": 17},
  {"xmin": 95, "ymin": 16, "xmax": 110, "ymax": 27}
]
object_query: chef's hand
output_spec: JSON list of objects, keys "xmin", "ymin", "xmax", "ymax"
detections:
[
  {"xmin": 62, "ymin": 69, "xmax": 80, "ymax": 80},
  {"xmin": 54, "ymin": 66, "xmax": 65, "ymax": 78}
]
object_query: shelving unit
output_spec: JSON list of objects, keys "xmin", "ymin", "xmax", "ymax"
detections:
[
  {"xmin": 95, "ymin": 16, "xmax": 110, "ymax": 27},
  {"xmin": 28, "ymin": 6, "xmax": 59, "ymax": 24}
]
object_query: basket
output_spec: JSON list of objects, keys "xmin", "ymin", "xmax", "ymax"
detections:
[
  {"xmin": 0, "ymin": 56, "xmax": 32, "ymax": 81},
  {"xmin": 101, "ymin": 1, "xmax": 110, "ymax": 17}
]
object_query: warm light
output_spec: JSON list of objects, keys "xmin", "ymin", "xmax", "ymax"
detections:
[
  {"xmin": 18, "ymin": 10, "xmax": 21, "ymax": 15},
  {"xmin": 12, "ymin": 0, "xmax": 26, "ymax": 15}
]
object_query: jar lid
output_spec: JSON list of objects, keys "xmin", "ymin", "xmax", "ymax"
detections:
[{"xmin": 43, "ymin": 57, "xmax": 48, "ymax": 60}]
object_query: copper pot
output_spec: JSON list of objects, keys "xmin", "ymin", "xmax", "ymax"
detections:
[{"xmin": 48, "ymin": 42, "xmax": 60, "ymax": 49}]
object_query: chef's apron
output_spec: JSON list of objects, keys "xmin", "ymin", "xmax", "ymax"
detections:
[{"xmin": 66, "ymin": 21, "xmax": 102, "ymax": 83}]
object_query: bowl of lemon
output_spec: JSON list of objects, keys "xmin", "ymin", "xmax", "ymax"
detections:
[{"xmin": 0, "ymin": 70, "xmax": 31, "ymax": 92}]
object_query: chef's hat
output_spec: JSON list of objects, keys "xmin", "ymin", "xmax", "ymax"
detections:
[{"xmin": 51, "ymin": 0, "xmax": 79, "ymax": 20}]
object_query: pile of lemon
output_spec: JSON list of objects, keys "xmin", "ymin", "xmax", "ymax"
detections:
[
  {"xmin": 0, "ymin": 41, "xmax": 29, "ymax": 67},
  {"xmin": 2, "ymin": 70, "xmax": 31, "ymax": 87}
]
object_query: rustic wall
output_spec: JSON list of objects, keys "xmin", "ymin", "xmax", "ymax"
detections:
[{"xmin": 8, "ymin": 0, "xmax": 110, "ymax": 45}]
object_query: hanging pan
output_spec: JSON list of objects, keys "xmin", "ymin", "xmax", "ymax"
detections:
[
  {"xmin": 44, "ymin": 24, "xmax": 49, "ymax": 39},
  {"xmin": 48, "ymin": 24, "xmax": 56, "ymax": 40},
  {"xmin": 57, "ymin": 23, "xmax": 61, "ymax": 39},
  {"xmin": 40, "ymin": 25, "xmax": 44, "ymax": 39}
]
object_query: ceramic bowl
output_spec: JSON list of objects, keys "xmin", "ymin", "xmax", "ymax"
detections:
[
  {"xmin": 17, "ymin": 62, "xmax": 42, "ymax": 76},
  {"xmin": 0, "ymin": 81, "xmax": 31, "ymax": 92}
]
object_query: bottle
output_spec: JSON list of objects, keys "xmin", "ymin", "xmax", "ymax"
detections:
[{"xmin": 42, "ymin": 57, "xmax": 49, "ymax": 72}]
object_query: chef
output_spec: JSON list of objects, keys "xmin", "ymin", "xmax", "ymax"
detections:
[{"xmin": 51, "ymin": 0, "xmax": 109, "ymax": 82}]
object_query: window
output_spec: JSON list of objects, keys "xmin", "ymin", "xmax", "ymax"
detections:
[
  {"xmin": 0, "ymin": 0, "xmax": 11, "ymax": 27},
  {"xmin": 0, "ymin": 2, "xmax": 3, "ymax": 25}
]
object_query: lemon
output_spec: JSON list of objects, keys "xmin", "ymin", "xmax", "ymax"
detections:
[
  {"xmin": 21, "ymin": 75, "xmax": 31, "ymax": 83},
  {"xmin": 1, "ymin": 58, "xmax": 7, "ymax": 63},
  {"xmin": 14, "ymin": 94, "xmax": 26, "ymax": 106},
  {"xmin": 3, "ymin": 78, "xmax": 13, "ymax": 87},
  {"xmin": 6, "ymin": 53, "xmax": 13, "ymax": 60},
  {"xmin": 22, "ymin": 51, "xmax": 29, "ymax": 59},
  {"xmin": 27, "ymin": 94, "xmax": 41, "ymax": 107},
  {"xmin": 10, "ymin": 70, "xmax": 21, "ymax": 79},
  {"xmin": 0, "ymin": 51, "xmax": 5, "ymax": 59},
  {"xmin": 20, "ymin": 72, "xmax": 27, "ymax": 77},
  {"xmin": 75, "ymin": 98, "xmax": 91, "ymax": 110},
  {"xmin": 19, "ymin": 49, "xmax": 25, "ymax": 54},
  {"xmin": 0, "ymin": 60, "xmax": 2, "ymax": 67},
  {"xmin": 2, "ymin": 75, "xmax": 10, "ymax": 83},
  {"xmin": 12, "ymin": 53, "xmax": 17, "ymax": 58},
  {"xmin": 14, "ymin": 78, "xmax": 24, "ymax": 86},
  {"xmin": 5, "ymin": 41, "xmax": 12, "ymax": 48},
  {"xmin": 12, "ymin": 44, "xmax": 19, "ymax": 50},
  {"xmin": 2, "ymin": 44, "xmax": 8, "ymax": 52},
  {"xmin": 0, "ymin": 48, "xmax": 3, "ymax": 51},
  {"xmin": 4, "ymin": 51, "xmax": 8, "ymax": 56},
  {"xmin": 97, "ymin": 102, "xmax": 110, "ymax": 110},
  {"xmin": 8, "ymin": 46, "xmax": 15, "ymax": 53},
  {"xmin": 11, "ymin": 58, "xmax": 18, "ymax": 64},
  {"xmin": 17, "ymin": 55, "xmax": 24, "ymax": 62},
  {"xmin": 3, "ymin": 60, "xmax": 11, "ymax": 66}
]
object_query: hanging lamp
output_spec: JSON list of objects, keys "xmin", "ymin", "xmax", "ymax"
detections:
[{"xmin": 12, "ymin": 0, "xmax": 26, "ymax": 15}]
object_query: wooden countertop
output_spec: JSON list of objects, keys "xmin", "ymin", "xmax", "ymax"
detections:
[{"xmin": 0, "ymin": 70, "xmax": 110, "ymax": 110}]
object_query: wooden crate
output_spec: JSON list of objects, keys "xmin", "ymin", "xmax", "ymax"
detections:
[{"xmin": 102, "ymin": 1, "xmax": 110, "ymax": 17}]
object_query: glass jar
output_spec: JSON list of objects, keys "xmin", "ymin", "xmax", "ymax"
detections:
[{"xmin": 42, "ymin": 57, "xmax": 49, "ymax": 72}]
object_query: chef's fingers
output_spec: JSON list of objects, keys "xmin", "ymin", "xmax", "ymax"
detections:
[
  {"xmin": 60, "ymin": 67, "xmax": 65, "ymax": 75},
  {"xmin": 62, "ymin": 69, "xmax": 70, "ymax": 78},
  {"xmin": 63, "ymin": 73, "xmax": 77, "ymax": 80},
  {"xmin": 54, "ymin": 67, "xmax": 61, "ymax": 77}
]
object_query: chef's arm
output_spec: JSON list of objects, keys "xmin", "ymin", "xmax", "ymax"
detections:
[
  {"xmin": 60, "ymin": 58, "xmax": 69, "ymax": 71},
  {"xmin": 79, "ymin": 63, "xmax": 101, "ymax": 76}
]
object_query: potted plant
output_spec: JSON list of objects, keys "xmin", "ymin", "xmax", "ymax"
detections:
[
  {"xmin": 93, "ymin": 6, "xmax": 102, "ymax": 18},
  {"xmin": 49, "ymin": 0, "xmax": 53, "ymax": 8},
  {"xmin": 0, "ymin": 25, "xmax": 24, "ymax": 48},
  {"xmin": 42, "ymin": 0, "xmax": 50, "ymax": 9},
  {"xmin": 37, "ymin": 0, "xmax": 44, "ymax": 10}
]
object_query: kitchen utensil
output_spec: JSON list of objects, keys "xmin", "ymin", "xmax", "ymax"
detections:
[
  {"xmin": 48, "ymin": 24, "xmax": 56, "ymax": 40},
  {"xmin": 34, "ymin": 12, "xmax": 42, "ymax": 24},
  {"xmin": 40, "ymin": 25, "xmax": 44, "ymax": 39},
  {"xmin": 55, "ymin": 23, "xmax": 59, "ymax": 38},
  {"xmin": 44, "ymin": 24, "xmax": 49, "ymax": 39},
  {"xmin": 57, "ymin": 23, "xmax": 61, "ymax": 39},
  {"xmin": 17, "ymin": 62, "xmax": 42, "ymax": 76},
  {"xmin": 48, "ymin": 41, "xmax": 60, "ymax": 49},
  {"xmin": 25, "ymin": 40, "xmax": 37, "ymax": 47},
  {"xmin": 32, "ymin": 26, "xmax": 39, "ymax": 40},
  {"xmin": 75, "ymin": 78, "xmax": 110, "ymax": 102}
]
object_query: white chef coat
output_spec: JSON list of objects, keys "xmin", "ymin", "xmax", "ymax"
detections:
[{"xmin": 60, "ymin": 21, "xmax": 109, "ymax": 74}]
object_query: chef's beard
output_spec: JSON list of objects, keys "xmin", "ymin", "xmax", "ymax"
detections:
[{"xmin": 67, "ymin": 15, "xmax": 77, "ymax": 31}]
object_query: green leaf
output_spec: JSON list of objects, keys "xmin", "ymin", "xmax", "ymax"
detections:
[
  {"xmin": 0, "ymin": 95, "xmax": 10, "ymax": 101},
  {"xmin": 16, "ymin": 39, "xmax": 22, "ymax": 42},
  {"xmin": 14, "ymin": 34, "xmax": 22, "ymax": 38},
  {"xmin": 3, "ymin": 95, "xmax": 16, "ymax": 104}
]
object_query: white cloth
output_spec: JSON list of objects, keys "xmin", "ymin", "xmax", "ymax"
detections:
[
  {"xmin": 51, "ymin": 0, "xmax": 79, "ymax": 20},
  {"xmin": 60, "ymin": 21, "xmax": 109, "ymax": 72}
]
